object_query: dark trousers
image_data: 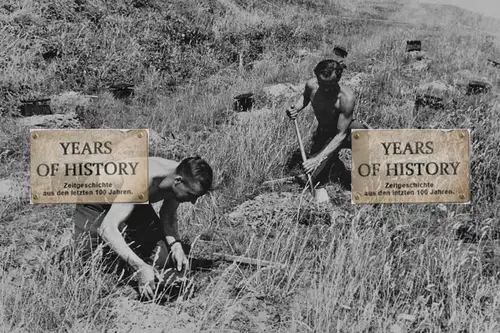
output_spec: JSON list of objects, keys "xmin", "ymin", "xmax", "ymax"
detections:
[
  {"xmin": 309, "ymin": 119, "xmax": 369, "ymax": 189},
  {"xmin": 73, "ymin": 203, "xmax": 180, "ymax": 272}
]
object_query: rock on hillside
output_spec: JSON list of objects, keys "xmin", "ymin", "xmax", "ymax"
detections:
[
  {"xmin": 263, "ymin": 83, "xmax": 303, "ymax": 100},
  {"xmin": 16, "ymin": 112, "xmax": 81, "ymax": 128},
  {"xmin": 259, "ymin": 82, "xmax": 302, "ymax": 111},
  {"xmin": 417, "ymin": 80, "xmax": 458, "ymax": 96}
]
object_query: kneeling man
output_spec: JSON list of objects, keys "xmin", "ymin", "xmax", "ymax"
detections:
[{"xmin": 73, "ymin": 155, "xmax": 213, "ymax": 299}]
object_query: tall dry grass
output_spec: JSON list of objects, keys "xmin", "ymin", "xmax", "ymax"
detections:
[{"xmin": 1, "ymin": 0, "xmax": 500, "ymax": 332}]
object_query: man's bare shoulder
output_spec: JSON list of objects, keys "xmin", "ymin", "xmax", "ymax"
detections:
[
  {"xmin": 305, "ymin": 78, "xmax": 318, "ymax": 90},
  {"xmin": 148, "ymin": 156, "xmax": 178, "ymax": 179},
  {"xmin": 339, "ymin": 84, "xmax": 356, "ymax": 101},
  {"xmin": 147, "ymin": 157, "xmax": 179, "ymax": 204}
]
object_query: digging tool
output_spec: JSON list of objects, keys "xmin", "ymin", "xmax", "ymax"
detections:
[
  {"xmin": 292, "ymin": 118, "xmax": 330, "ymax": 203},
  {"xmin": 293, "ymin": 118, "xmax": 315, "ymax": 193},
  {"xmin": 260, "ymin": 176, "xmax": 296, "ymax": 188},
  {"xmin": 213, "ymin": 253, "xmax": 287, "ymax": 269}
]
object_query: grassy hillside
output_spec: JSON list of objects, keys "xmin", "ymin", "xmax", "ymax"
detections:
[{"xmin": 1, "ymin": 0, "xmax": 500, "ymax": 332}]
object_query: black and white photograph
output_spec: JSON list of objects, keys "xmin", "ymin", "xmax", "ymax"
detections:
[{"xmin": 0, "ymin": 0, "xmax": 499, "ymax": 332}]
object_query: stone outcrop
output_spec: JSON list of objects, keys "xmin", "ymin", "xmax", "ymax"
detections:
[
  {"xmin": 262, "ymin": 83, "xmax": 303, "ymax": 100},
  {"xmin": 16, "ymin": 112, "xmax": 81, "ymax": 128},
  {"xmin": 417, "ymin": 80, "xmax": 458, "ymax": 96}
]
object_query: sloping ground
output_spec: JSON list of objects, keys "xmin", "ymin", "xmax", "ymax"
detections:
[
  {"xmin": 1, "ymin": 0, "xmax": 500, "ymax": 332},
  {"xmin": 227, "ymin": 189, "xmax": 352, "ymax": 228},
  {"xmin": 104, "ymin": 297, "xmax": 199, "ymax": 333}
]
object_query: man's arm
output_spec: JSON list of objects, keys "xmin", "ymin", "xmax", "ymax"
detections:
[
  {"xmin": 303, "ymin": 89, "xmax": 355, "ymax": 174},
  {"xmin": 97, "ymin": 203, "xmax": 146, "ymax": 271},
  {"xmin": 159, "ymin": 199, "xmax": 189, "ymax": 271},
  {"xmin": 317, "ymin": 93, "xmax": 355, "ymax": 159},
  {"xmin": 159, "ymin": 199, "xmax": 180, "ymax": 244}
]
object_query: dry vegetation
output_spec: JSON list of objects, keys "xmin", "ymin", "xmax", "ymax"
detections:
[{"xmin": 1, "ymin": 0, "xmax": 500, "ymax": 332}]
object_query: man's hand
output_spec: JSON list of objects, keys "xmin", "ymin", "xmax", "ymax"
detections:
[
  {"xmin": 286, "ymin": 106, "xmax": 298, "ymax": 120},
  {"xmin": 303, "ymin": 155, "xmax": 328, "ymax": 175},
  {"xmin": 137, "ymin": 264, "xmax": 157, "ymax": 300},
  {"xmin": 171, "ymin": 243, "xmax": 189, "ymax": 272}
]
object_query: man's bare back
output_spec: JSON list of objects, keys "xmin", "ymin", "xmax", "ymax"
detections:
[
  {"xmin": 147, "ymin": 157, "xmax": 185, "ymax": 203},
  {"xmin": 305, "ymin": 77, "xmax": 356, "ymax": 130}
]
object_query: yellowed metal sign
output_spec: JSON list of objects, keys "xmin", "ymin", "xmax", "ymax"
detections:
[
  {"xmin": 30, "ymin": 129, "xmax": 149, "ymax": 204},
  {"xmin": 351, "ymin": 129, "xmax": 470, "ymax": 204}
]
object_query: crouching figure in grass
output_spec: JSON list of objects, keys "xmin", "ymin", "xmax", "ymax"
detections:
[{"xmin": 72, "ymin": 156, "xmax": 213, "ymax": 301}]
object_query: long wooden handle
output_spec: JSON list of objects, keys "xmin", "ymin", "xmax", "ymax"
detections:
[
  {"xmin": 213, "ymin": 253, "xmax": 286, "ymax": 269},
  {"xmin": 293, "ymin": 119, "xmax": 315, "ymax": 194}
]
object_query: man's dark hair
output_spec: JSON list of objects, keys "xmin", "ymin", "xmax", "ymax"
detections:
[
  {"xmin": 176, "ymin": 156, "xmax": 213, "ymax": 194},
  {"xmin": 314, "ymin": 59, "xmax": 344, "ymax": 79}
]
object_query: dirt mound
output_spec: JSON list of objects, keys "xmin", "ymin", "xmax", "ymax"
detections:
[{"xmin": 228, "ymin": 190, "xmax": 350, "ymax": 228}]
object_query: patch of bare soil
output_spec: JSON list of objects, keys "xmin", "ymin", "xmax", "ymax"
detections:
[
  {"xmin": 227, "ymin": 188, "xmax": 352, "ymax": 229},
  {"xmin": 103, "ymin": 296, "xmax": 199, "ymax": 333},
  {"xmin": 95, "ymin": 289, "xmax": 285, "ymax": 333}
]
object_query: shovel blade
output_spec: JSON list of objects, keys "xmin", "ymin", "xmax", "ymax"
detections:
[{"xmin": 314, "ymin": 187, "xmax": 330, "ymax": 203}]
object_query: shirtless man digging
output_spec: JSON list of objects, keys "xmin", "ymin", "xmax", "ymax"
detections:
[
  {"xmin": 72, "ymin": 155, "xmax": 213, "ymax": 300},
  {"xmin": 286, "ymin": 59, "xmax": 369, "ymax": 190}
]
